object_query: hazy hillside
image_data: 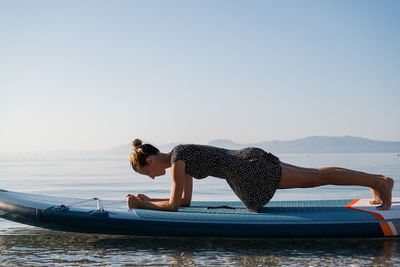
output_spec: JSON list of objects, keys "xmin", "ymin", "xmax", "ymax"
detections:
[
  {"xmin": 110, "ymin": 136, "xmax": 400, "ymax": 155},
  {"xmin": 209, "ymin": 136, "xmax": 400, "ymax": 153},
  {"xmin": 2, "ymin": 136, "xmax": 399, "ymax": 160}
]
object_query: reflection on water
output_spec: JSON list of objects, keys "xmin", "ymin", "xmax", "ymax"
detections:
[{"xmin": 1, "ymin": 227, "xmax": 400, "ymax": 266}]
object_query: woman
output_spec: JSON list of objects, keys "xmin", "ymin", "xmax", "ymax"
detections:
[{"xmin": 127, "ymin": 139, "xmax": 394, "ymax": 212}]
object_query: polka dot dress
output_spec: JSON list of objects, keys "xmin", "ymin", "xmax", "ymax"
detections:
[{"xmin": 169, "ymin": 144, "xmax": 282, "ymax": 212}]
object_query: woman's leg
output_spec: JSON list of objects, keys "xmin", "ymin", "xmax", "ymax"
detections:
[{"xmin": 278, "ymin": 162, "xmax": 394, "ymax": 210}]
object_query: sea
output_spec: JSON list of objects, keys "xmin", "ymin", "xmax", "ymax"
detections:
[{"xmin": 1, "ymin": 152, "xmax": 400, "ymax": 266}]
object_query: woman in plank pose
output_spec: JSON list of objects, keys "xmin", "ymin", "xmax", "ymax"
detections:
[{"xmin": 126, "ymin": 139, "xmax": 393, "ymax": 212}]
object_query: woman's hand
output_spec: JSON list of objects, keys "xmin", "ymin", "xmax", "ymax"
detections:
[
  {"xmin": 125, "ymin": 194, "xmax": 142, "ymax": 209},
  {"xmin": 135, "ymin": 193, "xmax": 151, "ymax": 201}
]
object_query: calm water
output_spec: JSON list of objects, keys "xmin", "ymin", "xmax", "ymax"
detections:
[{"xmin": 1, "ymin": 153, "xmax": 400, "ymax": 266}]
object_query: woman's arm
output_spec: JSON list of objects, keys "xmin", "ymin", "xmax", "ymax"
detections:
[
  {"xmin": 137, "ymin": 175, "xmax": 192, "ymax": 206},
  {"xmin": 126, "ymin": 160, "xmax": 190, "ymax": 211},
  {"xmin": 132, "ymin": 175, "xmax": 192, "ymax": 205},
  {"xmin": 181, "ymin": 174, "xmax": 192, "ymax": 206}
]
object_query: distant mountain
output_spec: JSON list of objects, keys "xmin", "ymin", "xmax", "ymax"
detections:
[
  {"xmin": 208, "ymin": 139, "xmax": 246, "ymax": 149},
  {"xmin": 104, "ymin": 136, "xmax": 400, "ymax": 154},
  {"xmin": 207, "ymin": 136, "xmax": 400, "ymax": 153},
  {"xmin": 2, "ymin": 136, "xmax": 398, "ymax": 160}
]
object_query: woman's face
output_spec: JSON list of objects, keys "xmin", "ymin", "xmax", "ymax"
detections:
[{"xmin": 137, "ymin": 155, "xmax": 166, "ymax": 179}]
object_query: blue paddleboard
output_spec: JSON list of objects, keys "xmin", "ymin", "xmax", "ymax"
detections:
[{"xmin": 0, "ymin": 189, "xmax": 399, "ymax": 238}]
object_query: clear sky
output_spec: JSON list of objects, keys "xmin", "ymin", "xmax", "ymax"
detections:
[{"xmin": 1, "ymin": 0, "xmax": 399, "ymax": 152}]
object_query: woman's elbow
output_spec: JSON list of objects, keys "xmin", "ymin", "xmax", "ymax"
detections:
[
  {"xmin": 171, "ymin": 207, "xmax": 179, "ymax": 212},
  {"xmin": 169, "ymin": 205, "xmax": 179, "ymax": 212},
  {"xmin": 168, "ymin": 201, "xmax": 180, "ymax": 212},
  {"xmin": 168, "ymin": 201, "xmax": 190, "ymax": 211}
]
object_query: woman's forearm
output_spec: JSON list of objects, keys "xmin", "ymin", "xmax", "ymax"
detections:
[
  {"xmin": 138, "ymin": 200, "xmax": 179, "ymax": 211},
  {"xmin": 145, "ymin": 198, "xmax": 169, "ymax": 202},
  {"xmin": 142, "ymin": 198, "xmax": 191, "ymax": 208},
  {"xmin": 145, "ymin": 197, "xmax": 189, "ymax": 205}
]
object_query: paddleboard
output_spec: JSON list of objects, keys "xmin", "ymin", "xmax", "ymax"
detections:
[{"xmin": 0, "ymin": 189, "xmax": 399, "ymax": 238}]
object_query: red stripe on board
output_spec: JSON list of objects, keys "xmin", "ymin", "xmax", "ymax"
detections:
[
  {"xmin": 345, "ymin": 199, "xmax": 360, "ymax": 208},
  {"xmin": 345, "ymin": 199, "xmax": 393, "ymax": 236},
  {"xmin": 379, "ymin": 222, "xmax": 393, "ymax": 237}
]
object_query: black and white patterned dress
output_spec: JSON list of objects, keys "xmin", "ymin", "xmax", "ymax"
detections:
[{"xmin": 169, "ymin": 144, "xmax": 282, "ymax": 212}]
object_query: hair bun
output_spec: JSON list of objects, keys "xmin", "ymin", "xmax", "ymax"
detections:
[{"xmin": 132, "ymin": 139, "xmax": 143, "ymax": 148}]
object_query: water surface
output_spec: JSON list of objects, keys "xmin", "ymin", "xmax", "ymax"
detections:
[{"xmin": 1, "ymin": 153, "xmax": 399, "ymax": 265}]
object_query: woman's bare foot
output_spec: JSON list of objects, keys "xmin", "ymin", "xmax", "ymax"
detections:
[
  {"xmin": 369, "ymin": 188, "xmax": 382, "ymax": 205},
  {"xmin": 374, "ymin": 177, "xmax": 394, "ymax": 210}
]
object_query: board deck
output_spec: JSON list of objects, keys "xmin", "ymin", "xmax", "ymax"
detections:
[{"xmin": 0, "ymin": 189, "xmax": 399, "ymax": 238}]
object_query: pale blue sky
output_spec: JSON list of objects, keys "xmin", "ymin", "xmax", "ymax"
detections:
[{"xmin": 1, "ymin": 0, "xmax": 399, "ymax": 152}]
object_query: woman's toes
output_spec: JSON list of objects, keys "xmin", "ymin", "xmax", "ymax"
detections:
[{"xmin": 369, "ymin": 200, "xmax": 382, "ymax": 205}]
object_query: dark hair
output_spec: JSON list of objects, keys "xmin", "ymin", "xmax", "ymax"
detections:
[{"xmin": 129, "ymin": 139, "xmax": 160, "ymax": 171}]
